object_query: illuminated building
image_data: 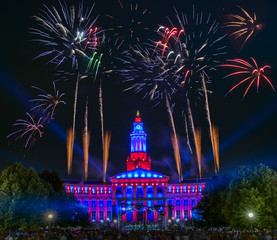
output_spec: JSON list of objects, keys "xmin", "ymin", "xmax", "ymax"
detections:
[{"xmin": 64, "ymin": 111, "xmax": 206, "ymax": 224}]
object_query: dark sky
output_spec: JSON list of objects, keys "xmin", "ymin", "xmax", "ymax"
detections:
[{"xmin": 0, "ymin": 0, "xmax": 276, "ymax": 181}]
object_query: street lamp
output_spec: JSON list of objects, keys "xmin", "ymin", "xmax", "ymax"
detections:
[
  {"xmin": 248, "ymin": 212, "xmax": 254, "ymax": 232},
  {"xmin": 48, "ymin": 213, "xmax": 53, "ymax": 235}
]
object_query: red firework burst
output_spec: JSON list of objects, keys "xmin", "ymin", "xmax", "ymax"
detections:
[{"xmin": 220, "ymin": 58, "xmax": 275, "ymax": 99}]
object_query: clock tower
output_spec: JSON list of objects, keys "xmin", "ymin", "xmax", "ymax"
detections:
[{"xmin": 126, "ymin": 111, "xmax": 151, "ymax": 171}]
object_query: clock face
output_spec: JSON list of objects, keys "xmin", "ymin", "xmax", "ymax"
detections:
[{"xmin": 136, "ymin": 125, "xmax": 141, "ymax": 129}]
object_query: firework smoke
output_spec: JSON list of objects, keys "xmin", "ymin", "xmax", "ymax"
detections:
[{"xmin": 66, "ymin": 128, "xmax": 74, "ymax": 174}]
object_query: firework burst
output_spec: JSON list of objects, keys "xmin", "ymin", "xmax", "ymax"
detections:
[
  {"xmin": 220, "ymin": 58, "xmax": 274, "ymax": 99},
  {"xmin": 105, "ymin": 0, "xmax": 151, "ymax": 46},
  {"xmin": 30, "ymin": 82, "xmax": 66, "ymax": 119},
  {"xmin": 222, "ymin": 6, "xmax": 264, "ymax": 51},
  {"xmin": 31, "ymin": 1, "xmax": 100, "ymax": 69},
  {"xmin": 121, "ymin": 44, "xmax": 183, "ymax": 181},
  {"xmin": 165, "ymin": 7, "xmax": 227, "ymax": 88},
  {"xmin": 7, "ymin": 113, "xmax": 44, "ymax": 148}
]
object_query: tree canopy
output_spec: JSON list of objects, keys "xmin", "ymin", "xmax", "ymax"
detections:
[
  {"xmin": 223, "ymin": 164, "xmax": 277, "ymax": 229},
  {"xmin": 0, "ymin": 163, "xmax": 89, "ymax": 231}
]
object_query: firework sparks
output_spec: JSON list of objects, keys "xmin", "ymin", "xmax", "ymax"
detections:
[
  {"xmin": 186, "ymin": 96, "xmax": 201, "ymax": 178},
  {"xmin": 7, "ymin": 113, "xmax": 44, "ymax": 148},
  {"xmin": 31, "ymin": 1, "xmax": 99, "ymax": 69},
  {"xmin": 167, "ymin": 94, "xmax": 183, "ymax": 182},
  {"xmin": 121, "ymin": 44, "xmax": 183, "ymax": 181},
  {"xmin": 154, "ymin": 26, "xmax": 184, "ymax": 57},
  {"xmin": 220, "ymin": 58, "xmax": 274, "ymax": 99},
  {"xmin": 222, "ymin": 6, "xmax": 264, "ymax": 51},
  {"xmin": 67, "ymin": 128, "xmax": 74, "ymax": 175},
  {"xmin": 166, "ymin": 7, "xmax": 227, "ymax": 87},
  {"xmin": 83, "ymin": 98, "xmax": 90, "ymax": 181},
  {"xmin": 201, "ymin": 73, "xmax": 217, "ymax": 174},
  {"xmin": 103, "ymin": 131, "xmax": 111, "ymax": 183},
  {"xmin": 212, "ymin": 125, "xmax": 219, "ymax": 174},
  {"xmin": 195, "ymin": 128, "xmax": 202, "ymax": 179},
  {"xmin": 106, "ymin": 0, "xmax": 151, "ymax": 45},
  {"xmin": 30, "ymin": 82, "xmax": 66, "ymax": 119}
]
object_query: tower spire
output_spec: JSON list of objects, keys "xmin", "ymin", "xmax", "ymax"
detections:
[{"xmin": 126, "ymin": 111, "xmax": 151, "ymax": 171}]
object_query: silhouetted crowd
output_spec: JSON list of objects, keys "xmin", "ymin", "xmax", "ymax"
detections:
[{"xmin": 1, "ymin": 228, "xmax": 276, "ymax": 240}]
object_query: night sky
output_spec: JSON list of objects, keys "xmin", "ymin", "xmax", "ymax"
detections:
[{"xmin": 0, "ymin": 0, "xmax": 276, "ymax": 181}]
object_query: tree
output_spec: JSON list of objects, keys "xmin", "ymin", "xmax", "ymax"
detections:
[
  {"xmin": 195, "ymin": 174, "xmax": 231, "ymax": 227},
  {"xmin": 0, "ymin": 163, "xmax": 90, "ymax": 230},
  {"xmin": 0, "ymin": 163, "xmax": 49, "ymax": 230},
  {"xmin": 223, "ymin": 164, "xmax": 277, "ymax": 229}
]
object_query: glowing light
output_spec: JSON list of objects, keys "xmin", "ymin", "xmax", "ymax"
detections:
[
  {"xmin": 248, "ymin": 212, "xmax": 254, "ymax": 218},
  {"xmin": 220, "ymin": 58, "xmax": 274, "ymax": 99}
]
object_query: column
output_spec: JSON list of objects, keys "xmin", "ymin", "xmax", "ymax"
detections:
[
  {"xmin": 153, "ymin": 186, "xmax": 158, "ymax": 222},
  {"xmin": 122, "ymin": 186, "xmax": 127, "ymax": 222},
  {"xmin": 143, "ymin": 186, "xmax": 147, "ymax": 222},
  {"xmin": 163, "ymin": 185, "xmax": 168, "ymax": 222},
  {"xmin": 89, "ymin": 200, "xmax": 92, "ymax": 222},
  {"xmin": 188, "ymin": 198, "xmax": 191, "ymax": 219},
  {"xmin": 104, "ymin": 200, "xmax": 107, "ymax": 222},
  {"xmin": 180, "ymin": 198, "xmax": 183, "ymax": 221},
  {"xmin": 112, "ymin": 185, "xmax": 116, "ymax": 205},
  {"xmin": 133, "ymin": 186, "xmax": 137, "ymax": 222},
  {"xmin": 96, "ymin": 199, "xmax": 99, "ymax": 222}
]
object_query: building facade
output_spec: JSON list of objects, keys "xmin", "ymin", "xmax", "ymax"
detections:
[{"xmin": 64, "ymin": 112, "xmax": 206, "ymax": 224}]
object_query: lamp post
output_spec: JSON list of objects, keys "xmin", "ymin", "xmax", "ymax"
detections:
[
  {"xmin": 48, "ymin": 213, "xmax": 53, "ymax": 235},
  {"xmin": 248, "ymin": 212, "xmax": 254, "ymax": 232}
]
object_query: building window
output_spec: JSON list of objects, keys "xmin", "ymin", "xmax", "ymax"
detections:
[
  {"xmin": 184, "ymin": 210, "xmax": 188, "ymax": 220},
  {"xmin": 100, "ymin": 187, "xmax": 104, "ymax": 194},
  {"xmin": 84, "ymin": 187, "xmax": 88, "ymax": 194},
  {"xmin": 99, "ymin": 200, "xmax": 104, "ymax": 208},
  {"xmin": 77, "ymin": 187, "xmax": 81, "ymax": 193},
  {"xmin": 199, "ymin": 186, "xmax": 202, "ymax": 192},
  {"xmin": 184, "ymin": 199, "xmax": 188, "ymax": 207},
  {"xmin": 70, "ymin": 186, "xmax": 74, "ymax": 193},
  {"xmin": 183, "ymin": 186, "xmax": 187, "ymax": 193},
  {"xmin": 168, "ymin": 199, "xmax": 173, "ymax": 206},
  {"xmin": 167, "ymin": 186, "xmax": 172, "ymax": 193},
  {"xmin": 91, "ymin": 201, "xmax": 96, "ymax": 208},
  {"xmin": 84, "ymin": 200, "xmax": 89, "ymax": 208},
  {"xmin": 107, "ymin": 201, "xmax": 112, "ymax": 207},
  {"xmin": 191, "ymin": 199, "xmax": 196, "ymax": 207},
  {"xmin": 108, "ymin": 188, "xmax": 112, "ymax": 194},
  {"xmin": 91, "ymin": 211, "xmax": 96, "ymax": 221},
  {"xmin": 176, "ymin": 199, "xmax": 180, "ymax": 206},
  {"xmin": 191, "ymin": 186, "xmax": 195, "ymax": 193},
  {"xmin": 107, "ymin": 211, "xmax": 112, "ymax": 220},
  {"xmin": 92, "ymin": 188, "xmax": 96, "ymax": 194},
  {"xmin": 100, "ymin": 211, "xmax": 104, "ymax": 221},
  {"xmin": 176, "ymin": 186, "xmax": 180, "ymax": 193},
  {"xmin": 176, "ymin": 210, "xmax": 180, "ymax": 219}
]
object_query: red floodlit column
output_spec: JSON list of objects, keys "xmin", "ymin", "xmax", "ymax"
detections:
[
  {"xmin": 133, "ymin": 186, "xmax": 137, "ymax": 222},
  {"xmin": 180, "ymin": 198, "xmax": 183, "ymax": 221},
  {"xmin": 163, "ymin": 185, "xmax": 168, "ymax": 221},
  {"xmin": 96, "ymin": 199, "xmax": 100, "ymax": 222},
  {"xmin": 153, "ymin": 186, "xmax": 158, "ymax": 222},
  {"xmin": 188, "ymin": 198, "xmax": 191, "ymax": 219},
  {"xmin": 104, "ymin": 200, "xmax": 107, "ymax": 222},
  {"xmin": 143, "ymin": 186, "xmax": 147, "ymax": 222},
  {"xmin": 89, "ymin": 200, "xmax": 92, "ymax": 222},
  {"xmin": 122, "ymin": 186, "xmax": 127, "ymax": 222},
  {"xmin": 112, "ymin": 185, "xmax": 116, "ymax": 205}
]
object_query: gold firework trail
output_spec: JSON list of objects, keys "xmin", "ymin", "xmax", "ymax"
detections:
[
  {"xmin": 186, "ymin": 96, "xmax": 202, "ymax": 179},
  {"xmin": 201, "ymin": 74, "xmax": 218, "ymax": 174},
  {"xmin": 66, "ymin": 128, "xmax": 74, "ymax": 175},
  {"xmin": 83, "ymin": 98, "xmax": 90, "ymax": 181},
  {"xmin": 212, "ymin": 125, "xmax": 220, "ymax": 173},
  {"xmin": 165, "ymin": 93, "xmax": 183, "ymax": 182},
  {"xmin": 103, "ymin": 131, "xmax": 111, "ymax": 182}
]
